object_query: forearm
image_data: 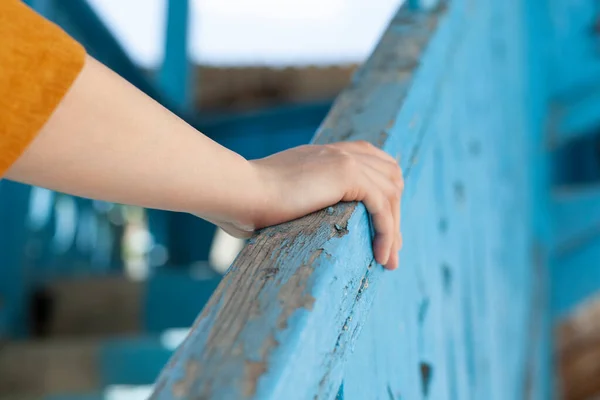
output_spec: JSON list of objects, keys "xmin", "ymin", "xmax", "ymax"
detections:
[
  {"xmin": 7, "ymin": 56, "xmax": 403, "ymax": 269},
  {"xmin": 6, "ymin": 55, "xmax": 261, "ymax": 224}
]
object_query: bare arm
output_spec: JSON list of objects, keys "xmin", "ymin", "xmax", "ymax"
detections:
[{"xmin": 6, "ymin": 56, "xmax": 403, "ymax": 269}]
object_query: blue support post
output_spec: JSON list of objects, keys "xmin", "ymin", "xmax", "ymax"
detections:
[
  {"xmin": 48, "ymin": 0, "xmax": 184, "ymax": 118},
  {"xmin": 0, "ymin": 181, "xmax": 31, "ymax": 338},
  {"xmin": 409, "ymin": 0, "xmax": 440, "ymax": 11},
  {"xmin": 23, "ymin": 0, "xmax": 54, "ymax": 18},
  {"xmin": 159, "ymin": 0, "xmax": 191, "ymax": 111}
]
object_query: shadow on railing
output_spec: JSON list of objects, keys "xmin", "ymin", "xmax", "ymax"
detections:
[{"xmin": 149, "ymin": 1, "xmax": 551, "ymax": 399}]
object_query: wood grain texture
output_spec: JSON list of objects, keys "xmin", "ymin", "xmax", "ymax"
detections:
[
  {"xmin": 150, "ymin": 3, "xmax": 448, "ymax": 399},
  {"xmin": 343, "ymin": 0, "xmax": 551, "ymax": 399},
  {"xmin": 150, "ymin": 1, "xmax": 551, "ymax": 399}
]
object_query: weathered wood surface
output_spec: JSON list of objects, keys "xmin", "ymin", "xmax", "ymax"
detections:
[{"xmin": 150, "ymin": 1, "xmax": 549, "ymax": 399}]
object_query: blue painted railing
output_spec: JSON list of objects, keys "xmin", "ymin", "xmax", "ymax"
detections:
[{"xmin": 149, "ymin": 1, "xmax": 553, "ymax": 399}]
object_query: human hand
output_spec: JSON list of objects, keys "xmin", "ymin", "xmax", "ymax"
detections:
[{"xmin": 217, "ymin": 141, "xmax": 403, "ymax": 270}]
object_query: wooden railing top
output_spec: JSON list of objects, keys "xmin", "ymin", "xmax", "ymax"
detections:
[{"xmin": 151, "ymin": 2, "xmax": 455, "ymax": 399}]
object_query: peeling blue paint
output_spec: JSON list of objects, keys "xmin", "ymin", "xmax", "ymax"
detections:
[{"xmin": 147, "ymin": 1, "xmax": 557, "ymax": 399}]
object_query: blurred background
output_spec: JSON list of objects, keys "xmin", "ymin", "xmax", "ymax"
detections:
[{"xmin": 0, "ymin": 1, "xmax": 403, "ymax": 399}]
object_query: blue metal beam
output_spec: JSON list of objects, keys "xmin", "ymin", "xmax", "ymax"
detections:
[
  {"xmin": 23, "ymin": 0, "xmax": 54, "ymax": 18},
  {"xmin": 409, "ymin": 0, "xmax": 441, "ymax": 10},
  {"xmin": 50, "ymin": 0, "xmax": 167, "ymax": 106},
  {"xmin": 159, "ymin": 0, "xmax": 191, "ymax": 110},
  {"xmin": 0, "ymin": 181, "xmax": 31, "ymax": 338}
]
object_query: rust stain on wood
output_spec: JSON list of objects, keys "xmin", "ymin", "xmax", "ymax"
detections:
[
  {"xmin": 172, "ymin": 360, "xmax": 201, "ymax": 398},
  {"xmin": 242, "ymin": 333, "xmax": 281, "ymax": 396},
  {"xmin": 276, "ymin": 248, "xmax": 323, "ymax": 330},
  {"xmin": 153, "ymin": 204, "xmax": 355, "ymax": 398},
  {"xmin": 259, "ymin": 333, "xmax": 280, "ymax": 360},
  {"xmin": 244, "ymin": 361, "xmax": 267, "ymax": 397}
]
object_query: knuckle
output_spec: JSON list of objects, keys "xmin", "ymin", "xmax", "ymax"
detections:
[
  {"xmin": 356, "ymin": 140, "xmax": 373, "ymax": 149},
  {"xmin": 395, "ymin": 169, "xmax": 405, "ymax": 190},
  {"xmin": 319, "ymin": 144, "xmax": 335, "ymax": 155},
  {"xmin": 369, "ymin": 195, "xmax": 386, "ymax": 215},
  {"xmin": 339, "ymin": 151, "xmax": 357, "ymax": 170},
  {"xmin": 389, "ymin": 164, "xmax": 404, "ymax": 189},
  {"xmin": 382, "ymin": 182, "xmax": 400, "ymax": 201},
  {"xmin": 389, "ymin": 161, "xmax": 401, "ymax": 174},
  {"xmin": 345, "ymin": 186, "xmax": 361, "ymax": 201}
]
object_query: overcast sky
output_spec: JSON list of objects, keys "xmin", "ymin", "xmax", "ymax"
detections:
[{"xmin": 86, "ymin": 0, "xmax": 404, "ymax": 67}]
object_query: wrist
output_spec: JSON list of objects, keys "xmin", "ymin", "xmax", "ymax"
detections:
[
  {"xmin": 188, "ymin": 153, "xmax": 272, "ymax": 236},
  {"xmin": 245, "ymin": 159, "xmax": 274, "ymax": 230}
]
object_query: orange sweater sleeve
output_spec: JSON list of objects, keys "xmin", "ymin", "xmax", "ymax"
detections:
[{"xmin": 0, "ymin": 0, "xmax": 85, "ymax": 177}]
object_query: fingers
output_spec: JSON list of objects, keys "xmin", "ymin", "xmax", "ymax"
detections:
[
  {"xmin": 333, "ymin": 141, "xmax": 402, "ymax": 270},
  {"xmin": 253, "ymin": 139, "xmax": 404, "ymax": 271},
  {"xmin": 326, "ymin": 141, "xmax": 405, "ymax": 269},
  {"xmin": 362, "ymin": 164, "xmax": 402, "ymax": 270},
  {"xmin": 355, "ymin": 153, "xmax": 403, "ymax": 188},
  {"xmin": 331, "ymin": 141, "xmax": 403, "ymax": 270},
  {"xmin": 391, "ymin": 166, "xmax": 403, "ymax": 270},
  {"xmin": 391, "ymin": 188, "xmax": 402, "ymax": 270}
]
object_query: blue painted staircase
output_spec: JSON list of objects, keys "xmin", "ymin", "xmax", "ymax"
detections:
[{"xmin": 8, "ymin": 0, "xmax": 600, "ymax": 399}]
